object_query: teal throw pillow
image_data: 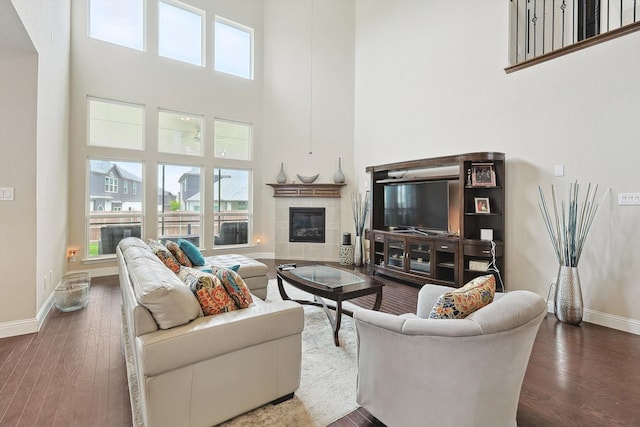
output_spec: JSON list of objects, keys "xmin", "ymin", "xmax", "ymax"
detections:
[
  {"xmin": 178, "ymin": 239, "xmax": 205, "ymax": 266},
  {"xmin": 229, "ymin": 264, "xmax": 240, "ymax": 273}
]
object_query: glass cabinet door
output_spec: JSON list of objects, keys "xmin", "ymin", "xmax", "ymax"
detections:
[
  {"xmin": 408, "ymin": 240, "xmax": 431, "ymax": 275},
  {"xmin": 385, "ymin": 238, "xmax": 405, "ymax": 270}
]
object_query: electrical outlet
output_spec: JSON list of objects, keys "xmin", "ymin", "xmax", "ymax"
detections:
[{"xmin": 618, "ymin": 193, "xmax": 640, "ymax": 206}]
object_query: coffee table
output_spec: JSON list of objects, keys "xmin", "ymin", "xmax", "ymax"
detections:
[{"xmin": 276, "ymin": 264, "xmax": 383, "ymax": 346}]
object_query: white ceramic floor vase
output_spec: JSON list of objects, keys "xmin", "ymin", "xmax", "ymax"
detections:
[
  {"xmin": 554, "ymin": 266, "xmax": 583, "ymax": 325},
  {"xmin": 354, "ymin": 235, "xmax": 363, "ymax": 266}
]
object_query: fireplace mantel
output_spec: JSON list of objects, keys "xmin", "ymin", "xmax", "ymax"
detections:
[{"xmin": 267, "ymin": 183, "xmax": 345, "ymax": 198}]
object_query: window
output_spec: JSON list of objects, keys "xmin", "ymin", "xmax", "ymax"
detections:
[
  {"xmin": 104, "ymin": 173, "xmax": 118, "ymax": 193},
  {"xmin": 214, "ymin": 17, "xmax": 253, "ymax": 79},
  {"xmin": 89, "ymin": 0, "xmax": 144, "ymax": 51},
  {"xmin": 88, "ymin": 97, "xmax": 144, "ymax": 150},
  {"xmin": 88, "ymin": 159, "xmax": 143, "ymax": 257},
  {"xmin": 133, "ymin": 182, "xmax": 137, "ymax": 195},
  {"xmin": 158, "ymin": 110, "xmax": 204, "ymax": 156},
  {"xmin": 214, "ymin": 119, "xmax": 251, "ymax": 160},
  {"xmin": 158, "ymin": 0, "xmax": 205, "ymax": 66},
  {"xmin": 214, "ymin": 168, "xmax": 250, "ymax": 246},
  {"xmin": 158, "ymin": 164, "xmax": 202, "ymax": 247},
  {"xmin": 123, "ymin": 180, "xmax": 129, "ymax": 194}
]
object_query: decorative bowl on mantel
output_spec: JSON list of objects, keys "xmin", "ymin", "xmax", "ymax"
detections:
[{"xmin": 296, "ymin": 174, "xmax": 319, "ymax": 184}]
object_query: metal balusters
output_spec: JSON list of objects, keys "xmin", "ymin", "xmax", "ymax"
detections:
[{"xmin": 509, "ymin": 0, "xmax": 640, "ymax": 69}]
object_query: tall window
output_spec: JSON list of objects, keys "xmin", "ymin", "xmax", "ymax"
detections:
[
  {"xmin": 214, "ymin": 119, "xmax": 251, "ymax": 160},
  {"xmin": 214, "ymin": 16, "xmax": 254, "ymax": 79},
  {"xmin": 89, "ymin": 0, "xmax": 144, "ymax": 51},
  {"xmin": 88, "ymin": 97, "xmax": 144, "ymax": 150},
  {"xmin": 88, "ymin": 159, "xmax": 143, "ymax": 257},
  {"xmin": 158, "ymin": 110, "xmax": 204, "ymax": 156},
  {"xmin": 214, "ymin": 168, "xmax": 250, "ymax": 246},
  {"xmin": 158, "ymin": 164, "xmax": 202, "ymax": 247},
  {"xmin": 158, "ymin": 0, "xmax": 205, "ymax": 66}
]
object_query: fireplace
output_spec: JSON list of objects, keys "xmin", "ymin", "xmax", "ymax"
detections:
[{"xmin": 289, "ymin": 207, "xmax": 326, "ymax": 243}]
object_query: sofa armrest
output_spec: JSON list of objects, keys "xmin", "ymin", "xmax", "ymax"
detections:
[{"xmin": 137, "ymin": 301, "xmax": 303, "ymax": 376}]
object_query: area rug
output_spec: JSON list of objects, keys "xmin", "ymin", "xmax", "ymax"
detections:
[
  {"xmin": 220, "ymin": 280, "xmax": 359, "ymax": 426},
  {"xmin": 122, "ymin": 279, "xmax": 360, "ymax": 427}
]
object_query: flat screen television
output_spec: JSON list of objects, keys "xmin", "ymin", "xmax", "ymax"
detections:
[{"xmin": 383, "ymin": 180, "xmax": 449, "ymax": 233}]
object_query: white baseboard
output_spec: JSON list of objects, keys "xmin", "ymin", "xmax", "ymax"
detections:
[
  {"xmin": 546, "ymin": 301, "xmax": 639, "ymax": 335},
  {"xmin": 0, "ymin": 290, "xmax": 56, "ymax": 339},
  {"xmin": 0, "ymin": 318, "xmax": 38, "ymax": 339}
]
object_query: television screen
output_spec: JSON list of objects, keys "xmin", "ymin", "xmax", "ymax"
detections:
[{"xmin": 383, "ymin": 181, "xmax": 449, "ymax": 232}]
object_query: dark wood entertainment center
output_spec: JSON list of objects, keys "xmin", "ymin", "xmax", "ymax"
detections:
[{"xmin": 366, "ymin": 152, "xmax": 505, "ymax": 289}]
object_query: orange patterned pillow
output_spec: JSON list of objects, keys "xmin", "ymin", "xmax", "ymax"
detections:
[
  {"xmin": 165, "ymin": 240, "xmax": 193, "ymax": 267},
  {"xmin": 178, "ymin": 267, "xmax": 237, "ymax": 315},
  {"xmin": 146, "ymin": 239, "xmax": 181, "ymax": 274},
  {"xmin": 429, "ymin": 275, "xmax": 496, "ymax": 319},
  {"xmin": 210, "ymin": 266, "xmax": 253, "ymax": 309}
]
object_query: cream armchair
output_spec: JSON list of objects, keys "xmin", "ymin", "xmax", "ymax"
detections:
[{"xmin": 354, "ymin": 284, "xmax": 546, "ymax": 427}]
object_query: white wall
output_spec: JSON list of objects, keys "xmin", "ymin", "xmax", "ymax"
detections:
[
  {"xmin": 262, "ymin": 0, "xmax": 356, "ymax": 253},
  {"xmin": 0, "ymin": 4, "xmax": 37, "ymax": 328},
  {"xmin": 354, "ymin": 0, "xmax": 640, "ymax": 326},
  {"xmin": 0, "ymin": 0, "xmax": 70, "ymax": 335},
  {"xmin": 67, "ymin": 0, "xmax": 355, "ymax": 267}
]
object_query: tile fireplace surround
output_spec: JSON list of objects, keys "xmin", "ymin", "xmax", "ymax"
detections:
[{"xmin": 275, "ymin": 197, "xmax": 341, "ymax": 261}]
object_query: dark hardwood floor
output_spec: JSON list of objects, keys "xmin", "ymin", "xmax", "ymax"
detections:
[{"xmin": 1, "ymin": 261, "xmax": 639, "ymax": 426}]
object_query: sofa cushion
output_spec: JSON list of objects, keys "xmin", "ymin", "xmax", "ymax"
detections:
[
  {"xmin": 147, "ymin": 239, "xmax": 181, "ymax": 274},
  {"xmin": 210, "ymin": 266, "xmax": 253, "ymax": 309},
  {"xmin": 429, "ymin": 275, "xmax": 496, "ymax": 319},
  {"xmin": 127, "ymin": 256, "xmax": 202, "ymax": 329},
  {"xmin": 178, "ymin": 239, "xmax": 205, "ymax": 266},
  {"xmin": 178, "ymin": 267, "xmax": 237, "ymax": 315},
  {"xmin": 204, "ymin": 254, "xmax": 266, "ymax": 278},
  {"xmin": 165, "ymin": 240, "xmax": 193, "ymax": 267}
]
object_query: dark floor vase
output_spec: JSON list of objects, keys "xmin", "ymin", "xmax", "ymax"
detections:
[{"xmin": 554, "ymin": 266, "xmax": 583, "ymax": 325}]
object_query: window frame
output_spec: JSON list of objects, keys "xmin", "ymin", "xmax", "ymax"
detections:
[
  {"xmin": 86, "ymin": 157, "xmax": 144, "ymax": 258},
  {"xmin": 214, "ymin": 15, "xmax": 255, "ymax": 80},
  {"xmin": 88, "ymin": 0, "xmax": 146, "ymax": 51},
  {"xmin": 158, "ymin": 0, "xmax": 206, "ymax": 67},
  {"xmin": 213, "ymin": 118, "xmax": 252, "ymax": 161},
  {"xmin": 87, "ymin": 96, "xmax": 146, "ymax": 151}
]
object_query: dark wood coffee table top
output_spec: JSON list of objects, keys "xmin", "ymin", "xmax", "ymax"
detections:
[{"xmin": 276, "ymin": 264, "xmax": 383, "ymax": 346}]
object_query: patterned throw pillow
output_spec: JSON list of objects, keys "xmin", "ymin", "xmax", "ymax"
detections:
[
  {"xmin": 146, "ymin": 239, "xmax": 181, "ymax": 274},
  {"xmin": 165, "ymin": 240, "xmax": 193, "ymax": 267},
  {"xmin": 429, "ymin": 275, "xmax": 496, "ymax": 319},
  {"xmin": 179, "ymin": 267, "xmax": 237, "ymax": 315},
  {"xmin": 178, "ymin": 239, "xmax": 205, "ymax": 266},
  {"xmin": 210, "ymin": 266, "xmax": 253, "ymax": 309}
]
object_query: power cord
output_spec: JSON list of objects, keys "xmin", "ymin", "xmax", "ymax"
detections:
[{"xmin": 487, "ymin": 240, "xmax": 505, "ymax": 292}]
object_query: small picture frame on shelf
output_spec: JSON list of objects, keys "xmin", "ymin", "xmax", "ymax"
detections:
[
  {"xmin": 474, "ymin": 197, "xmax": 491, "ymax": 214},
  {"xmin": 471, "ymin": 163, "xmax": 496, "ymax": 187}
]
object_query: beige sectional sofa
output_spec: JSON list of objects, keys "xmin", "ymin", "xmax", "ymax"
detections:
[{"xmin": 117, "ymin": 237, "xmax": 304, "ymax": 427}]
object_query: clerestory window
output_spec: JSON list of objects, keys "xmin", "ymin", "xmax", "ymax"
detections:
[{"xmin": 89, "ymin": 0, "xmax": 144, "ymax": 51}]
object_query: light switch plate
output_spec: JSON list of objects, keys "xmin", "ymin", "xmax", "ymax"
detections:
[
  {"xmin": 0, "ymin": 187, "xmax": 14, "ymax": 201},
  {"xmin": 554, "ymin": 165, "xmax": 564, "ymax": 177}
]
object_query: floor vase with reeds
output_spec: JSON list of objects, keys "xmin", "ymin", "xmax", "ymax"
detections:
[{"xmin": 554, "ymin": 266, "xmax": 583, "ymax": 325}]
